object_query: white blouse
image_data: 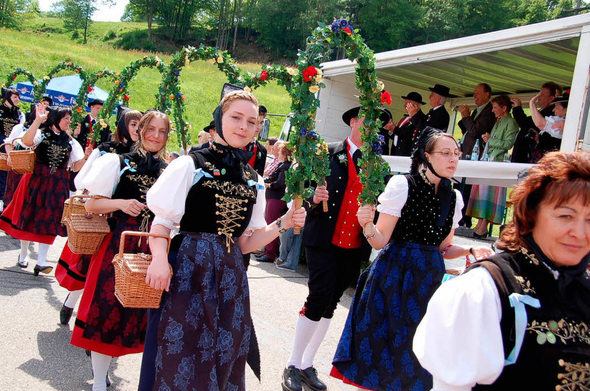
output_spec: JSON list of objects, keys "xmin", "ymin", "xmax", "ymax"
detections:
[
  {"xmin": 146, "ymin": 155, "xmax": 267, "ymax": 233},
  {"xmin": 31, "ymin": 129, "xmax": 85, "ymax": 169},
  {"xmin": 74, "ymin": 148, "xmax": 102, "ymax": 191},
  {"xmin": 77, "ymin": 153, "xmax": 121, "ymax": 198},
  {"xmin": 376, "ymin": 174, "xmax": 464, "ymax": 228},
  {"xmin": 6, "ymin": 123, "xmax": 28, "ymax": 147},
  {"xmin": 413, "ymin": 267, "xmax": 505, "ymax": 390}
]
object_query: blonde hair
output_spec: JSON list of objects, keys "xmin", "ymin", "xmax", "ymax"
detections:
[
  {"xmin": 220, "ymin": 91, "xmax": 259, "ymax": 114},
  {"xmin": 135, "ymin": 110, "xmax": 171, "ymax": 157}
]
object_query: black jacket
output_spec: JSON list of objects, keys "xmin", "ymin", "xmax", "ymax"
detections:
[
  {"xmin": 393, "ymin": 110, "xmax": 427, "ymax": 157},
  {"xmin": 302, "ymin": 140, "xmax": 373, "ymax": 260},
  {"xmin": 458, "ymin": 102, "xmax": 495, "ymax": 158},
  {"xmin": 75, "ymin": 114, "xmax": 111, "ymax": 147},
  {"xmin": 511, "ymin": 105, "xmax": 554, "ymax": 163},
  {"xmin": 264, "ymin": 160, "xmax": 291, "ymax": 200},
  {"xmin": 247, "ymin": 140, "xmax": 267, "ymax": 177},
  {"xmin": 425, "ymin": 106, "xmax": 450, "ymax": 131}
]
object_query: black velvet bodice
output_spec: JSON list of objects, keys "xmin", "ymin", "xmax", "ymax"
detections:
[
  {"xmin": 472, "ymin": 250, "xmax": 590, "ymax": 391},
  {"xmin": 97, "ymin": 140, "xmax": 131, "ymax": 156},
  {"xmin": 179, "ymin": 144, "xmax": 259, "ymax": 240},
  {"xmin": 34, "ymin": 128, "xmax": 72, "ymax": 170},
  {"xmin": 391, "ymin": 173, "xmax": 455, "ymax": 246},
  {"xmin": 0, "ymin": 104, "xmax": 21, "ymax": 138}
]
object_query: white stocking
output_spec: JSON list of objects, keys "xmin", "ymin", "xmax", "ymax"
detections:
[
  {"xmin": 37, "ymin": 243, "xmax": 50, "ymax": 267},
  {"xmin": 64, "ymin": 289, "xmax": 83, "ymax": 309},
  {"xmin": 287, "ymin": 315, "xmax": 319, "ymax": 369},
  {"xmin": 91, "ymin": 351, "xmax": 111, "ymax": 391},
  {"xmin": 301, "ymin": 317, "xmax": 331, "ymax": 369},
  {"xmin": 19, "ymin": 240, "xmax": 30, "ymax": 264}
]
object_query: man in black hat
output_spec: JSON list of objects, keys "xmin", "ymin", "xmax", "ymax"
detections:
[
  {"xmin": 74, "ymin": 99, "xmax": 111, "ymax": 148},
  {"xmin": 391, "ymin": 91, "xmax": 427, "ymax": 156},
  {"xmin": 426, "ymin": 84, "xmax": 452, "ymax": 131},
  {"xmin": 189, "ymin": 120, "xmax": 216, "ymax": 152},
  {"xmin": 281, "ymin": 106, "xmax": 388, "ymax": 391}
]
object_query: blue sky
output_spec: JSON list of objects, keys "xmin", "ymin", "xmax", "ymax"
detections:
[{"xmin": 38, "ymin": 0, "xmax": 129, "ymax": 22}]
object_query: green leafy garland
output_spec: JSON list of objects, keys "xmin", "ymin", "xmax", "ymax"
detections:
[{"xmin": 5, "ymin": 67, "xmax": 37, "ymax": 89}]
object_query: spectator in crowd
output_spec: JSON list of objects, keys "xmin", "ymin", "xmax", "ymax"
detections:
[
  {"xmin": 529, "ymin": 91, "xmax": 569, "ymax": 163},
  {"xmin": 190, "ymin": 121, "xmax": 216, "ymax": 152},
  {"xmin": 426, "ymin": 84, "xmax": 452, "ymax": 131},
  {"xmin": 414, "ymin": 151, "xmax": 589, "ymax": 391},
  {"xmin": 264, "ymin": 139, "xmax": 283, "ymax": 177},
  {"xmin": 466, "ymin": 94, "xmax": 519, "ymax": 238},
  {"xmin": 197, "ymin": 130, "xmax": 210, "ymax": 145},
  {"xmin": 257, "ymin": 143, "xmax": 292, "ymax": 263},
  {"xmin": 378, "ymin": 108, "xmax": 394, "ymax": 155},
  {"xmin": 510, "ymin": 81, "xmax": 561, "ymax": 163},
  {"xmin": 392, "ymin": 92, "xmax": 427, "ymax": 156},
  {"xmin": 166, "ymin": 151, "xmax": 179, "ymax": 163},
  {"xmin": 275, "ymin": 199, "xmax": 304, "ymax": 272},
  {"xmin": 257, "ymin": 104, "xmax": 270, "ymax": 140},
  {"xmin": 457, "ymin": 83, "xmax": 496, "ymax": 228}
]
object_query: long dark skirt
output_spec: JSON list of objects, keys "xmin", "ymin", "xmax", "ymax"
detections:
[
  {"xmin": 3, "ymin": 170, "xmax": 22, "ymax": 205},
  {"xmin": 0, "ymin": 165, "xmax": 69, "ymax": 244},
  {"xmin": 153, "ymin": 232, "xmax": 252, "ymax": 391},
  {"xmin": 332, "ymin": 240, "xmax": 445, "ymax": 391},
  {"xmin": 70, "ymin": 213, "xmax": 149, "ymax": 357}
]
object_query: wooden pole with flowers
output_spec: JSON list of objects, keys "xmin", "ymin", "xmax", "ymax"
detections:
[{"xmin": 285, "ymin": 19, "xmax": 393, "ymax": 233}]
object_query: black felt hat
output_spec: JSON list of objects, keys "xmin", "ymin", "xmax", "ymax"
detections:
[
  {"xmin": 342, "ymin": 106, "xmax": 391, "ymax": 126},
  {"xmin": 203, "ymin": 120, "xmax": 216, "ymax": 132},
  {"xmin": 428, "ymin": 84, "xmax": 455, "ymax": 98},
  {"xmin": 401, "ymin": 92, "xmax": 426, "ymax": 105},
  {"xmin": 88, "ymin": 98, "xmax": 104, "ymax": 107}
]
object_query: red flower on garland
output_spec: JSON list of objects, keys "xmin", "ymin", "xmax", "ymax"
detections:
[
  {"xmin": 260, "ymin": 70, "xmax": 268, "ymax": 81},
  {"xmin": 87, "ymin": 86, "xmax": 93, "ymax": 92},
  {"xmin": 302, "ymin": 66, "xmax": 318, "ymax": 82},
  {"xmin": 381, "ymin": 90, "xmax": 392, "ymax": 105},
  {"xmin": 342, "ymin": 27, "xmax": 352, "ymax": 35},
  {"xmin": 12, "ymin": 74, "xmax": 16, "ymax": 79},
  {"xmin": 124, "ymin": 95, "xmax": 130, "ymax": 102}
]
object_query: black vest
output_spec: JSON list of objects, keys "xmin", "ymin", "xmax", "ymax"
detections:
[
  {"xmin": 179, "ymin": 146, "xmax": 259, "ymax": 240},
  {"xmin": 470, "ymin": 250, "xmax": 590, "ymax": 390},
  {"xmin": 35, "ymin": 128, "xmax": 72, "ymax": 170},
  {"xmin": 0, "ymin": 104, "xmax": 21, "ymax": 139}
]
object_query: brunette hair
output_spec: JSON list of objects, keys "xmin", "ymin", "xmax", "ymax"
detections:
[
  {"xmin": 410, "ymin": 131, "xmax": 459, "ymax": 174},
  {"xmin": 496, "ymin": 151, "xmax": 590, "ymax": 251},
  {"xmin": 276, "ymin": 142, "xmax": 292, "ymax": 161},
  {"xmin": 113, "ymin": 110, "xmax": 142, "ymax": 143},
  {"xmin": 541, "ymin": 81, "xmax": 561, "ymax": 97},
  {"xmin": 135, "ymin": 110, "xmax": 171, "ymax": 157},
  {"xmin": 491, "ymin": 94, "xmax": 512, "ymax": 113},
  {"xmin": 47, "ymin": 106, "xmax": 72, "ymax": 130}
]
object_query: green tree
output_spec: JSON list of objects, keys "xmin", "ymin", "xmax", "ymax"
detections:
[
  {"xmin": 0, "ymin": 0, "xmax": 39, "ymax": 28},
  {"xmin": 54, "ymin": 0, "xmax": 97, "ymax": 44}
]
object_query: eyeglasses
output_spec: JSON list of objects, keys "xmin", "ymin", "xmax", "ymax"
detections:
[{"xmin": 431, "ymin": 150, "xmax": 461, "ymax": 158}]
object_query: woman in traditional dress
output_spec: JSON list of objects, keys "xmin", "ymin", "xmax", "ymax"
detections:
[
  {"xmin": 467, "ymin": 94, "xmax": 519, "ymax": 238},
  {"xmin": 69, "ymin": 110, "xmax": 169, "ymax": 391},
  {"xmin": 414, "ymin": 151, "xmax": 590, "ymax": 390},
  {"xmin": 0, "ymin": 88, "xmax": 24, "ymax": 209},
  {"xmin": 141, "ymin": 90, "xmax": 306, "ymax": 390},
  {"xmin": 331, "ymin": 129, "xmax": 493, "ymax": 391},
  {"xmin": 55, "ymin": 107, "xmax": 141, "ymax": 325},
  {"xmin": 0, "ymin": 105, "xmax": 85, "ymax": 274}
]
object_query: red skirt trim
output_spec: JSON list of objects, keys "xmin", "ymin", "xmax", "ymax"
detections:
[
  {"xmin": 330, "ymin": 367, "xmax": 374, "ymax": 390},
  {"xmin": 54, "ymin": 242, "xmax": 85, "ymax": 291},
  {"xmin": 70, "ymin": 232, "xmax": 143, "ymax": 357},
  {"xmin": 0, "ymin": 173, "xmax": 56, "ymax": 245}
]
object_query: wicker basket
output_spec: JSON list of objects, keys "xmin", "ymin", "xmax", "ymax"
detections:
[
  {"xmin": 65, "ymin": 195, "xmax": 110, "ymax": 254},
  {"xmin": 9, "ymin": 138, "xmax": 35, "ymax": 174},
  {"xmin": 61, "ymin": 196, "xmax": 89, "ymax": 224},
  {"xmin": 113, "ymin": 231, "xmax": 172, "ymax": 309},
  {"xmin": 0, "ymin": 142, "xmax": 10, "ymax": 171}
]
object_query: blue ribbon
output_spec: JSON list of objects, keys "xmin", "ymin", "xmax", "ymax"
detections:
[
  {"xmin": 247, "ymin": 179, "xmax": 264, "ymax": 191},
  {"xmin": 192, "ymin": 168, "xmax": 213, "ymax": 185},
  {"xmin": 505, "ymin": 293, "xmax": 541, "ymax": 366}
]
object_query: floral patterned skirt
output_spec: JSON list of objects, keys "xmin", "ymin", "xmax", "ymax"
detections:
[
  {"xmin": 70, "ymin": 213, "xmax": 149, "ymax": 357},
  {"xmin": 332, "ymin": 240, "xmax": 444, "ymax": 391},
  {"xmin": 153, "ymin": 232, "xmax": 251, "ymax": 391}
]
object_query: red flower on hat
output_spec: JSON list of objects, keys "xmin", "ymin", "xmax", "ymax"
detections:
[
  {"xmin": 381, "ymin": 90, "xmax": 392, "ymax": 105},
  {"xmin": 302, "ymin": 66, "xmax": 318, "ymax": 83},
  {"xmin": 260, "ymin": 70, "xmax": 268, "ymax": 81},
  {"xmin": 342, "ymin": 27, "xmax": 352, "ymax": 35},
  {"xmin": 124, "ymin": 94, "xmax": 130, "ymax": 102}
]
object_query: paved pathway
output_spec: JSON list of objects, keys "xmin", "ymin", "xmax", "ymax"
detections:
[{"xmin": 0, "ymin": 232, "xmax": 488, "ymax": 390}]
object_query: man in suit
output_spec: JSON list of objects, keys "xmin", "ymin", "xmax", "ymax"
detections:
[
  {"xmin": 457, "ymin": 83, "xmax": 496, "ymax": 228},
  {"xmin": 458, "ymin": 83, "xmax": 495, "ymax": 160},
  {"xmin": 281, "ymin": 106, "xmax": 388, "ymax": 391},
  {"xmin": 426, "ymin": 84, "xmax": 452, "ymax": 131},
  {"xmin": 189, "ymin": 120, "xmax": 216, "ymax": 152},
  {"xmin": 510, "ymin": 81, "xmax": 561, "ymax": 163},
  {"xmin": 245, "ymin": 105, "xmax": 268, "ymax": 177},
  {"xmin": 391, "ymin": 92, "xmax": 427, "ymax": 156},
  {"xmin": 74, "ymin": 99, "xmax": 111, "ymax": 148}
]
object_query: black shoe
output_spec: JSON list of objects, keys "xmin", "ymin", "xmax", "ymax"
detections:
[
  {"xmin": 473, "ymin": 231, "xmax": 489, "ymax": 239},
  {"xmin": 59, "ymin": 303, "xmax": 74, "ymax": 325},
  {"xmin": 33, "ymin": 264, "xmax": 53, "ymax": 276},
  {"xmin": 300, "ymin": 367, "xmax": 327, "ymax": 391},
  {"xmin": 256, "ymin": 255, "xmax": 274, "ymax": 263},
  {"xmin": 106, "ymin": 373, "xmax": 111, "ymax": 387},
  {"xmin": 282, "ymin": 366, "xmax": 302, "ymax": 391}
]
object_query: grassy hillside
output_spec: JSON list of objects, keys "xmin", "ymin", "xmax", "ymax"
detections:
[{"xmin": 0, "ymin": 18, "xmax": 291, "ymax": 149}]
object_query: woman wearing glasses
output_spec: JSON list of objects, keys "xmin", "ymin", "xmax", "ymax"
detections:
[
  {"xmin": 466, "ymin": 94, "xmax": 519, "ymax": 238},
  {"xmin": 331, "ymin": 129, "xmax": 493, "ymax": 391}
]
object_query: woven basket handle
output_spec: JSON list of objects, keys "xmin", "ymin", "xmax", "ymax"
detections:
[
  {"xmin": 0, "ymin": 142, "xmax": 10, "ymax": 152},
  {"xmin": 11, "ymin": 137, "xmax": 32, "ymax": 149},
  {"xmin": 67, "ymin": 194, "xmax": 97, "ymax": 220},
  {"xmin": 117, "ymin": 231, "xmax": 171, "ymax": 259}
]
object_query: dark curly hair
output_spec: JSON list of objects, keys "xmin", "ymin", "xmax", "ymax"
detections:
[{"xmin": 496, "ymin": 151, "xmax": 590, "ymax": 251}]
